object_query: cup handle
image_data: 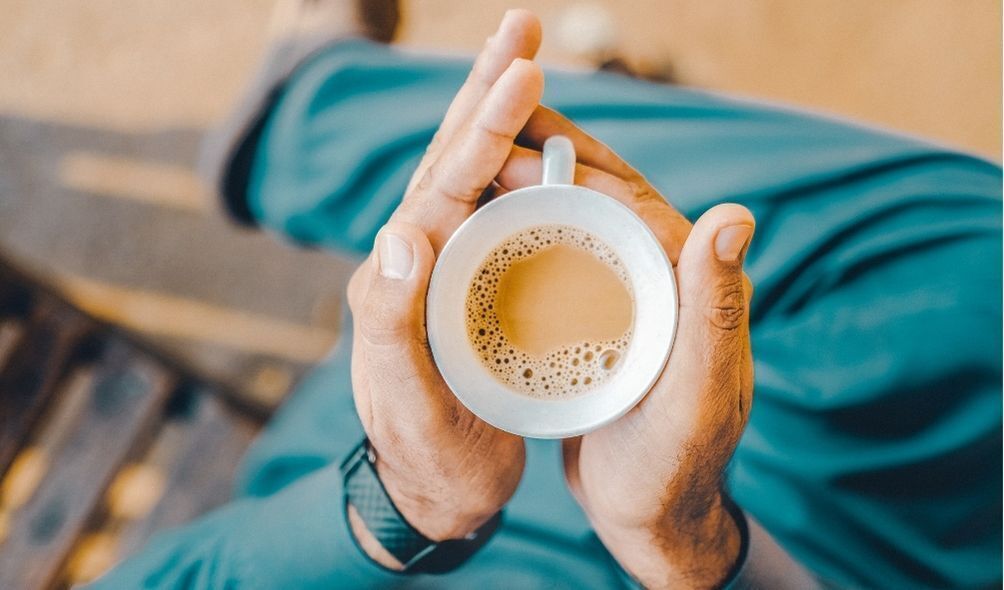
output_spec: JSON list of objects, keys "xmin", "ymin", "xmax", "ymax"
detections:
[{"xmin": 541, "ymin": 135, "xmax": 576, "ymax": 186}]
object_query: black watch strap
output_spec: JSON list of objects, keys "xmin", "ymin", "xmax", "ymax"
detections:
[
  {"xmin": 717, "ymin": 493, "xmax": 751, "ymax": 589},
  {"xmin": 339, "ymin": 438, "xmax": 502, "ymax": 574}
]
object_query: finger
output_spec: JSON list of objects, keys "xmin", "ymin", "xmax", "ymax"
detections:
[
  {"xmin": 519, "ymin": 105, "xmax": 694, "ymax": 235},
  {"xmin": 496, "ymin": 146, "xmax": 691, "ymax": 263},
  {"xmin": 407, "ymin": 9, "xmax": 542, "ymax": 193},
  {"xmin": 476, "ymin": 181, "xmax": 507, "ymax": 208},
  {"xmin": 663, "ymin": 204, "xmax": 754, "ymax": 424},
  {"xmin": 519, "ymin": 105, "xmax": 639, "ymax": 181},
  {"xmin": 561, "ymin": 437, "xmax": 586, "ymax": 504},
  {"xmin": 396, "ymin": 58, "xmax": 544, "ymax": 250},
  {"xmin": 355, "ymin": 220, "xmax": 444, "ymax": 425},
  {"xmin": 678, "ymin": 203, "xmax": 754, "ymax": 336},
  {"xmin": 489, "ymin": 182, "xmax": 510, "ymax": 199},
  {"xmin": 497, "ymin": 145, "xmax": 634, "ymax": 206}
]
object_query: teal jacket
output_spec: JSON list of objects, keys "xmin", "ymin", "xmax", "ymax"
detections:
[{"xmin": 95, "ymin": 40, "xmax": 1002, "ymax": 589}]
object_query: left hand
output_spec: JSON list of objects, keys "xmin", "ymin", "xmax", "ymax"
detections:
[
  {"xmin": 499, "ymin": 107, "xmax": 756, "ymax": 589},
  {"xmin": 343, "ymin": 9, "xmax": 545, "ymax": 562}
]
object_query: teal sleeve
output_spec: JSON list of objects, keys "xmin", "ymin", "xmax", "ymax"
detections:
[{"xmin": 728, "ymin": 162, "xmax": 1002, "ymax": 588}]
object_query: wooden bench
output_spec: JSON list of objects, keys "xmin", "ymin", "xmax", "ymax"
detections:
[{"xmin": 0, "ymin": 257, "xmax": 272, "ymax": 589}]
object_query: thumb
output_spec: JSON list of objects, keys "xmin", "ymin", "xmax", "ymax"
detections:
[
  {"xmin": 358, "ymin": 221, "xmax": 437, "ymax": 348},
  {"xmin": 353, "ymin": 220, "xmax": 446, "ymax": 432},
  {"xmin": 677, "ymin": 203, "xmax": 754, "ymax": 333},
  {"xmin": 671, "ymin": 203, "xmax": 754, "ymax": 415}
]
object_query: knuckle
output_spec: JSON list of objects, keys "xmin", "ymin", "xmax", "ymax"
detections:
[
  {"xmin": 424, "ymin": 160, "xmax": 484, "ymax": 203},
  {"xmin": 426, "ymin": 131, "xmax": 443, "ymax": 155},
  {"xmin": 707, "ymin": 277, "xmax": 747, "ymax": 332},
  {"xmin": 621, "ymin": 167, "xmax": 646, "ymax": 186},
  {"xmin": 416, "ymin": 164, "xmax": 436, "ymax": 193},
  {"xmin": 468, "ymin": 55, "xmax": 496, "ymax": 87},
  {"xmin": 357, "ymin": 297, "xmax": 412, "ymax": 347},
  {"xmin": 627, "ymin": 179, "xmax": 660, "ymax": 205},
  {"xmin": 474, "ymin": 118, "xmax": 518, "ymax": 143},
  {"xmin": 630, "ymin": 183, "xmax": 677, "ymax": 224}
]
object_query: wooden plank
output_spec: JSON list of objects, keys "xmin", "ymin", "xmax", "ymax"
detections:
[
  {"xmin": 58, "ymin": 151, "xmax": 209, "ymax": 212},
  {"xmin": 0, "ymin": 261, "xmax": 33, "ymax": 317},
  {"xmin": 0, "ymin": 319, "xmax": 26, "ymax": 372},
  {"xmin": 0, "ymin": 297, "xmax": 91, "ymax": 475},
  {"xmin": 116, "ymin": 386, "xmax": 258, "ymax": 548},
  {"xmin": 0, "ymin": 337, "xmax": 175, "ymax": 590},
  {"xmin": 53, "ymin": 273, "xmax": 338, "ymax": 364}
]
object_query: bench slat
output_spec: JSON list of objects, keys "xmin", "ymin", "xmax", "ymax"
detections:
[
  {"xmin": 0, "ymin": 299, "xmax": 91, "ymax": 475},
  {"xmin": 0, "ymin": 338, "xmax": 175, "ymax": 590}
]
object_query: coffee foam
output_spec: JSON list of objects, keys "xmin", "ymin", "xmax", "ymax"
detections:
[{"xmin": 464, "ymin": 225, "xmax": 634, "ymax": 398}]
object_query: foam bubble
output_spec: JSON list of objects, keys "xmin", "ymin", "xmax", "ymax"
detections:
[{"xmin": 464, "ymin": 225, "xmax": 634, "ymax": 398}]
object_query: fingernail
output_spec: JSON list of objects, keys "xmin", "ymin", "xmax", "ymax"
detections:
[
  {"xmin": 378, "ymin": 232, "xmax": 413, "ymax": 280},
  {"xmin": 715, "ymin": 225, "xmax": 753, "ymax": 262}
]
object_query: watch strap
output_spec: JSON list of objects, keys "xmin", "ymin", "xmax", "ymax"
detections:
[
  {"xmin": 717, "ymin": 493, "xmax": 751, "ymax": 590},
  {"xmin": 340, "ymin": 438, "xmax": 502, "ymax": 573}
]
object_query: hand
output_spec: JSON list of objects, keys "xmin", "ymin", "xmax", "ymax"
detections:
[
  {"xmin": 344, "ymin": 10, "xmax": 544, "ymax": 567},
  {"xmin": 500, "ymin": 108, "xmax": 756, "ymax": 588}
]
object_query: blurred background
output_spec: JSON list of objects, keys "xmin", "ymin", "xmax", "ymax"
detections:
[{"xmin": 0, "ymin": 1, "xmax": 1000, "ymax": 587}]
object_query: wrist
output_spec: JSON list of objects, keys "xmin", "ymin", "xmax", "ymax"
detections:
[
  {"xmin": 375, "ymin": 455, "xmax": 498, "ymax": 541},
  {"xmin": 595, "ymin": 492, "xmax": 742, "ymax": 589},
  {"xmin": 341, "ymin": 438, "xmax": 508, "ymax": 574}
]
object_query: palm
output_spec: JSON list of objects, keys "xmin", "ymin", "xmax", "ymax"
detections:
[{"xmin": 564, "ymin": 329, "xmax": 703, "ymax": 528}]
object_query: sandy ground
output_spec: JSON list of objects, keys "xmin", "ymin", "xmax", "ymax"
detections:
[{"xmin": 0, "ymin": 0, "xmax": 1000, "ymax": 405}]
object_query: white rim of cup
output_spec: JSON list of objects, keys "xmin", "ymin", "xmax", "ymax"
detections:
[{"xmin": 426, "ymin": 137, "xmax": 678, "ymax": 439}]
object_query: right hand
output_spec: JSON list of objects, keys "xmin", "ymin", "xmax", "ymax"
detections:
[{"xmin": 344, "ymin": 9, "xmax": 543, "ymax": 559}]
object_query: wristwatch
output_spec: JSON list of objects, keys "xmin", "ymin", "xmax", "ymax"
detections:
[{"xmin": 339, "ymin": 438, "xmax": 503, "ymax": 574}]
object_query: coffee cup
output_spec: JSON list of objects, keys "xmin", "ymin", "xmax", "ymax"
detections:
[{"xmin": 426, "ymin": 136, "xmax": 677, "ymax": 438}]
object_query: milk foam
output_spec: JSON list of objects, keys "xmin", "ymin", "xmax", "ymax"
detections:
[{"xmin": 465, "ymin": 225, "xmax": 634, "ymax": 398}]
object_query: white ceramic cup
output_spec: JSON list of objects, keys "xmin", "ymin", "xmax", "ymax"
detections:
[{"xmin": 426, "ymin": 136, "xmax": 678, "ymax": 439}]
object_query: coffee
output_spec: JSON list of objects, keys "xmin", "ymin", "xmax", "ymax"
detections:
[{"xmin": 465, "ymin": 225, "xmax": 634, "ymax": 398}]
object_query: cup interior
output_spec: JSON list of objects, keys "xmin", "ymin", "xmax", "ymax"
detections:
[{"xmin": 426, "ymin": 184, "xmax": 677, "ymax": 439}]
